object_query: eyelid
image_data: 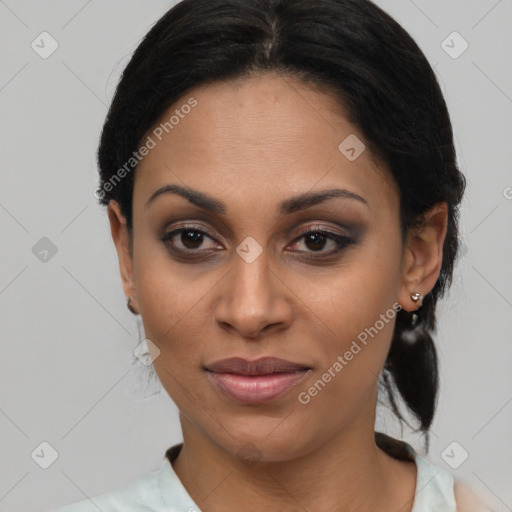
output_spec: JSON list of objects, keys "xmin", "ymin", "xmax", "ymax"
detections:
[
  {"xmin": 163, "ymin": 222, "xmax": 219, "ymax": 241},
  {"xmin": 293, "ymin": 223, "xmax": 350, "ymax": 239}
]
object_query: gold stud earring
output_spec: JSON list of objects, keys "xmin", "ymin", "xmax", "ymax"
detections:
[{"xmin": 410, "ymin": 292, "xmax": 423, "ymax": 306}]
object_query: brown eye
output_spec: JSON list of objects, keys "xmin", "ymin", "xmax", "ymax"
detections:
[
  {"xmin": 289, "ymin": 227, "xmax": 355, "ymax": 257},
  {"xmin": 161, "ymin": 226, "xmax": 220, "ymax": 254},
  {"xmin": 179, "ymin": 230, "xmax": 206, "ymax": 249},
  {"xmin": 303, "ymin": 232, "xmax": 330, "ymax": 251}
]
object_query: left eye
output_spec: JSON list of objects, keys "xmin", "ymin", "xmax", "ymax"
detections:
[{"xmin": 289, "ymin": 229, "xmax": 353, "ymax": 255}]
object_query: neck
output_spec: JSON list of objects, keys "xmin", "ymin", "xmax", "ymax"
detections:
[{"xmin": 171, "ymin": 397, "xmax": 416, "ymax": 512}]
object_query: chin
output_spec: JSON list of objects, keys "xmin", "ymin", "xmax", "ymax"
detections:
[{"xmin": 208, "ymin": 417, "xmax": 318, "ymax": 464}]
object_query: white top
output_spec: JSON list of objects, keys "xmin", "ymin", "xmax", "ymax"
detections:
[{"xmin": 50, "ymin": 442, "xmax": 457, "ymax": 512}]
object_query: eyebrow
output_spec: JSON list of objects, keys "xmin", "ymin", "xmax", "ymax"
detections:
[{"xmin": 144, "ymin": 184, "xmax": 369, "ymax": 215}]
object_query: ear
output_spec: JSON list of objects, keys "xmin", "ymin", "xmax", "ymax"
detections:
[
  {"xmin": 107, "ymin": 200, "xmax": 138, "ymax": 312},
  {"xmin": 398, "ymin": 202, "xmax": 448, "ymax": 311}
]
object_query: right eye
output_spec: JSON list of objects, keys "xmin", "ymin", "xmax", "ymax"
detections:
[{"xmin": 160, "ymin": 226, "xmax": 222, "ymax": 255}]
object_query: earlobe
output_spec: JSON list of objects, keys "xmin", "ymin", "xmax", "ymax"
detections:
[
  {"xmin": 107, "ymin": 201, "xmax": 137, "ymax": 308},
  {"xmin": 398, "ymin": 202, "xmax": 448, "ymax": 311}
]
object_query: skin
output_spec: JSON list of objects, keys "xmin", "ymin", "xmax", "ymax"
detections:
[{"xmin": 108, "ymin": 72, "xmax": 448, "ymax": 512}]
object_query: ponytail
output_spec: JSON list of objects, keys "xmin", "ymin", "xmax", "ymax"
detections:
[{"xmin": 382, "ymin": 293, "xmax": 439, "ymax": 452}]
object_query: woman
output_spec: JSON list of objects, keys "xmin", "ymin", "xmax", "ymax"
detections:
[{"xmin": 52, "ymin": 0, "xmax": 492, "ymax": 510}]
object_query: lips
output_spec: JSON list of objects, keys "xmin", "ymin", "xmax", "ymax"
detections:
[
  {"xmin": 205, "ymin": 357, "xmax": 311, "ymax": 404},
  {"xmin": 205, "ymin": 357, "xmax": 310, "ymax": 375}
]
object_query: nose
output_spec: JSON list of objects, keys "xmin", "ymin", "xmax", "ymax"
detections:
[{"xmin": 214, "ymin": 248, "xmax": 293, "ymax": 339}]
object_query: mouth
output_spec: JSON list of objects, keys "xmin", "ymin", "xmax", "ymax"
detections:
[{"xmin": 204, "ymin": 357, "xmax": 312, "ymax": 405}]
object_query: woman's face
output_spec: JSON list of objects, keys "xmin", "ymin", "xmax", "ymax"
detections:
[{"xmin": 112, "ymin": 73, "xmax": 422, "ymax": 462}]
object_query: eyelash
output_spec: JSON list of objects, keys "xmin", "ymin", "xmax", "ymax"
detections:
[{"xmin": 160, "ymin": 223, "xmax": 355, "ymax": 260}]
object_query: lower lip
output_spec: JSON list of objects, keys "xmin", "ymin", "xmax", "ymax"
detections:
[{"xmin": 206, "ymin": 370, "xmax": 310, "ymax": 404}]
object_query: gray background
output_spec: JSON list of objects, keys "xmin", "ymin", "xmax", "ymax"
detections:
[{"xmin": 0, "ymin": 1, "xmax": 511, "ymax": 511}]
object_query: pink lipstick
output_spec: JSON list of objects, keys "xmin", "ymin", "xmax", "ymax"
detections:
[{"xmin": 205, "ymin": 357, "xmax": 311, "ymax": 404}]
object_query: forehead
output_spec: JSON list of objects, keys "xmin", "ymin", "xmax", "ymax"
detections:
[{"xmin": 134, "ymin": 72, "xmax": 398, "ymax": 217}]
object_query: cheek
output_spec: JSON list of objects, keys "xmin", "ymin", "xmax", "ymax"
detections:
[
  {"xmin": 302, "ymin": 287, "xmax": 398, "ymax": 396},
  {"xmin": 133, "ymin": 255, "xmax": 214, "ymax": 407},
  {"xmin": 131, "ymin": 263, "xmax": 195, "ymax": 398},
  {"xmin": 294, "ymin": 237, "xmax": 402, "ymax": 396},
  {"xmin": 300, "ymin": 246, "xmax": 400, "ymax": 347},
  {"xmin": 136, "ymin": 269, "xmax": 211, "ymax": 351},
  {"xmin": 131, "ymin": 230, "xmax": 208, "ymax": 340},
  {"xmin": 293, "ymin": 298, "xmax": 399, "ymax": 443}
]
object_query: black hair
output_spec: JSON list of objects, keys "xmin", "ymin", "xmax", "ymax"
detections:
[{"xmin": 97, "ymin": 0, "xmax": 466, "ymax": 451}]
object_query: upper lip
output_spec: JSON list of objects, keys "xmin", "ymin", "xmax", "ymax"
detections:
[{"xmin": 205, "ymin": 357, "xmax": 310, "ymax": 375}]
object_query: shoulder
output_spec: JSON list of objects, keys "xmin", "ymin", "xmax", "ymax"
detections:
[
  {"xmin": 392, "ymin": 438, "xmax": 493, "ymax": 512},
  {"xmin": 454, "ymin": 481, "xmax": 494, "ymax": 512},
  {"xmin": 49, "ymin": 464, "xmax": 163, "ymax": 512}
]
